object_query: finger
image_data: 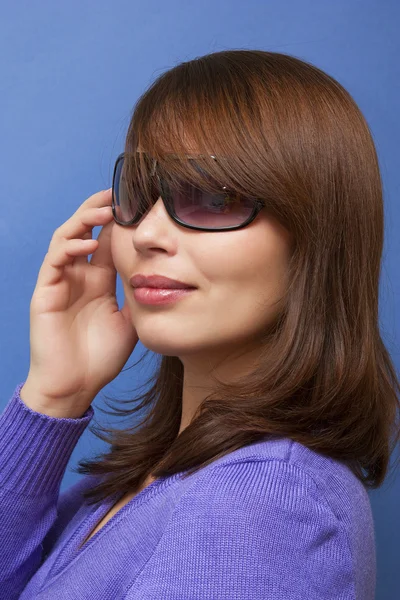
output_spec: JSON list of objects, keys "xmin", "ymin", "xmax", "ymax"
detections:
[
  {"xmin": 89, "ymin": 219, "xmax": 117, "ymax": 276},
  {"xmin": 81, "ymin": 188, "xmax": 112, "ymax": 210},
  {"xmin": 87, "ymin": 220, "xmax": 118, "ymax": 303},
  {"xmin": 52, "ymin": 189, "xmax": 113, "ymax": 242},
  {"xmin": 36, "ymin": 238, "xmax": 99, "ymax": 287},
  {"xmin": 72, "ymin": 221, "xmax": 107, "ymax": 268},
  {"xmin": 71, "ymin": 230, "xmax": 96, "ymax": 268},
  {"xmin": 34, "ymin": 190, "xmax": 113, "ymax": 289}
]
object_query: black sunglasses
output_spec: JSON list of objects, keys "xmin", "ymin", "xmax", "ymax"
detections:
[{"xmin": 111, "ymin": 151, "xmax": 265, "ymax": 232}]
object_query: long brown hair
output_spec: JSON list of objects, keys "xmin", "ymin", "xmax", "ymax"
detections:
[{"xmin": 74, "ymin": 49, "xmax": 400, "ymax": 505}]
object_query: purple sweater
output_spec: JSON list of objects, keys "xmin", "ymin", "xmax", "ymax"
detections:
[{"xmin": 0, "ymin": 382, "xmax": 376, "ymax": 599}]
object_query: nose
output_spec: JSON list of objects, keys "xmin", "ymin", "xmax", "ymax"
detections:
[{"xmin": 134, "ymin": 196, "xmax": 168, "ymax": 226}]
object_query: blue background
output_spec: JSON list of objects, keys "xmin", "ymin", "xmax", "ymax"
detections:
[{"xmin": 0, "ymin": 1, "xmax": 399, "ymax": 597}]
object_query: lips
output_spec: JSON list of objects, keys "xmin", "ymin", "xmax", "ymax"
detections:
[{"xmin": 129, "ymin": 274, "xmax": 196, "ymax": 289}]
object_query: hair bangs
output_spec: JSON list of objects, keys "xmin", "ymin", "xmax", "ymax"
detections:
[{"xmin": 123, "ymin": 63, "xmax": 287, "ymax": 219}]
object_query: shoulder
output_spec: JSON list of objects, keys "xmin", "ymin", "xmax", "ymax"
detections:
[
  {"xmin": 181, "ymin": 436, "xmax": 373, "ymax": 521},
  {"xmin": 130, "ymin": 439, "xmax": 376, "ymax": 599},
  {"xmin": 182, "ymin": 437, "xmax": 376, "ymax": 587},
  {"xmin": 195, "ymin": 437, "xmax": 375, "ymax": 568},
  {"xmin": 189, "ymin": 438, "xmax": 376, "ymax": 598},
  {"xmin": 177, "ymin": 438, "xmax": 351, "ymax": 523}
]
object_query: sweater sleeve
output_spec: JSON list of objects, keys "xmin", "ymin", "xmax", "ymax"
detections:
[
  {"xmin": 0, "ymin": 382, "xmax": 95, "ymax": 600},
  {"xmin": 127, "ymin": 459, "xmax": 356, "ymax": 600}
]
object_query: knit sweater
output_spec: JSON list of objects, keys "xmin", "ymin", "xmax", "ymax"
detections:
[{"xmin": 0, "ymin": 382, "xmax": 376, "ymax": 599}]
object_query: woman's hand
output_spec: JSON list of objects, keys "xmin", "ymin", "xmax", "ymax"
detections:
[{"xmin": 20, "ymin": 189, "xmax": 138, "ymax": 418}]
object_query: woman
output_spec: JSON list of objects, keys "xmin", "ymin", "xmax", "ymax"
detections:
[{"xmin": 1, "ymin": 49, "xmax": 398, "ymax": 599}]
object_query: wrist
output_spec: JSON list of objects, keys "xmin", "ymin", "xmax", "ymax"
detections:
[{"xmin": 19, "ymin": 381, "xmax": 92, "ymax": 419}]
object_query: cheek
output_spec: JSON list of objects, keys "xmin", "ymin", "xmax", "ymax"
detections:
[
  {"xmin": 200, "ymin": 224, "xmax": 290, "ymax": 324},
  {"xmin": 199, "ymin": 225, "xmax": 286, "ymax": 290},
  {"xmin": 194, "ymin": 230, "xmax": 256, "ymax": 286}
]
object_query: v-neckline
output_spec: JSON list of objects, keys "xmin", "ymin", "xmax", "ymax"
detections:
[
  {"xmin": 45, "ymin": 471, "xmax": 184, "ymax": 584},
  {"xmin": 77, "ymin": 475, "xmax": 159, "ymax": 551}
]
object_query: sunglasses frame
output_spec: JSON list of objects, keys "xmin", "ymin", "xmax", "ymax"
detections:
[{"xmin": 111, "ymin": 151, "xmax": 265, "ymax": 232}]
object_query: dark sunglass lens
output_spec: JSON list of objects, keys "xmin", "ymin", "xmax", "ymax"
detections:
[
  {"xmin": 113, "ymin": 158, "xmax": 133, "ymax": 223},
  {"xmin": 114, "ymin": 157, "xmax": 159, "ymax": 224},
  {"xmin": 113, "ymin": 155, "xmax": 256, "ymax": 229},
  {"xmin": 170, "ymin": 180, "xmax": 254, "ymax": 228}
]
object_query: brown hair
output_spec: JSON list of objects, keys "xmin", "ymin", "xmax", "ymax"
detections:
[{"xmin": 74, "ymin": 49, "xmax": 400, "ymax": 505}]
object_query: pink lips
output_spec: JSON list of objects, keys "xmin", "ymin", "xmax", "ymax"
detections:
[
  {"xmin": 132, "ymin": 287, "xmax": 195, "ymax": 305},
  {"xmin": 130, "ymin": 274, "xmax": 196, "ymax": 290}
]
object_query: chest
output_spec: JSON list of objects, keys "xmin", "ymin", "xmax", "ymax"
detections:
[{"xmin": 78, "ymin": 475, "xmax": 156, "ymax": 549}]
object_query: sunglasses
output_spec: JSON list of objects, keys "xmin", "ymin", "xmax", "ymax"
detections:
[{"xmin": 111, "ymin": 151, "xmax": 265, "ymax": 232}]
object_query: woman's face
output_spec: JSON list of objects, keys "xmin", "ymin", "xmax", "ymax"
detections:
[{"xmin": 110, "ymin": 194, "xmax": 293, "ymax": 365}]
